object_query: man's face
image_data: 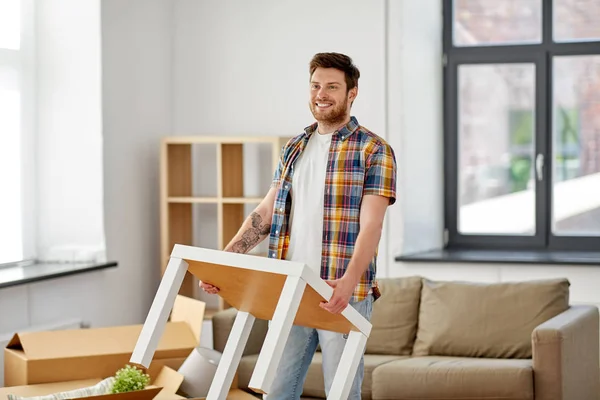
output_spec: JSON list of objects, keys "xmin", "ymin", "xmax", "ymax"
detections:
[{"xmin": 309, "ymin": 68, "xmax": 357, "ymax": 127}]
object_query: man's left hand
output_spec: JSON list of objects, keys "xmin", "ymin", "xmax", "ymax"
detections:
[{"xmin": 320, "ymin": 276, "xmax": 357, "ymax": 314}]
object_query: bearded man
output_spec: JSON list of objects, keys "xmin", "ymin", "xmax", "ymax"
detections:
[{"xmin": 200, "ymin": 52, "xmax": 397, "ymax": 400}]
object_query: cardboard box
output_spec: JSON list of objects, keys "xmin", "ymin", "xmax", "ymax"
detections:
[
  {"xmin": 188, "ymin": 389, "xmax": 257, "ymax": 400},
  {"xmin": 4, "ymin": 296, "xmax": 205, "ymax": 387},
  {"xmin": 222, "ymin": 391, "xmax": 258, "ymax": 400},
  {"xmin": 0, "ymin": 366, "xmax": 185, "ymax": 400},
  {"xmin": 146, "ymin": 358, "xmax": 187, "ymax": 379}
]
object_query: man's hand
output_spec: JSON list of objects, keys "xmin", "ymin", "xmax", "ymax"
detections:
[
  {"xmin": 319, "ymin": 276, "xmax": 357, "ymax": 314},
  {"xmin": 199, "ymin": 281, "xmax": 219, "ymax": 294}
]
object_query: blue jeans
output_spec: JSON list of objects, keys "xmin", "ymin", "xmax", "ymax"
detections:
[{"xmin": 263, "ymin": 294, "xmax": 373, "ymax": 400}]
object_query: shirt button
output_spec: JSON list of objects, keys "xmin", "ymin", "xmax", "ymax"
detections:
[
  {"xmin": 275, "ymin": 230, "xmax": 279, "ymax": 234},
  {"xmin": 285, "ymin": 185, "xmax": 289, "ymax": 189},
  {"xmin": 279, "ymin": 208, "xmax": 283, "ymax": 212}
]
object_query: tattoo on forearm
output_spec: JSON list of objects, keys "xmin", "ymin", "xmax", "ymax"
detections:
[
  {"xmin": 230, "ymin": 212, "xmax": 271, "ymax": 253},
  {"xmin": 252, "ymin": 212, "xmax": 272, "ymax": 236}
]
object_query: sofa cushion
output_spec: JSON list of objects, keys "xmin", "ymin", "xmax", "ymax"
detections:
[
  {"xmin": 237, "ymin": 353, "xmax": 406, "ymax": 400},
  {"xmin": 371, "ymin": 356, "xmax": 533, "ymax": 400},
  {"xmin": 366, "ymin": 277, "xmax": 422, "ymax": 355},
  {"xmin": 413, "ymin": 278, "xmax": 570, "ymax": 358}
]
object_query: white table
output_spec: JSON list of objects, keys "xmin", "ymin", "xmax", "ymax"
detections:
[{"xmin": 130, "ymin": 244, "xmax": 372, "ymax": 400}]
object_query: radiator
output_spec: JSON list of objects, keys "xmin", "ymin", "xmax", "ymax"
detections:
[{"xmin": 0, "ymin": 318, "xmax": 84, "ymax": 387}]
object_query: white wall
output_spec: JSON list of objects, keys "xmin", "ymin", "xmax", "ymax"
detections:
[
  {"xmin": 385, "ymin": 0, "xmax": 445, "ymax": 264},
  {"xmin": 390, "ymin": 261, "xmax": 600, "ymax": 310},
  {"xmin": 173, "ymin": 0, "xmax": 386, "ymax": 137},
  {"xmin": 101, "ymin": 0, "xmax": 173, "ymax": 325}
]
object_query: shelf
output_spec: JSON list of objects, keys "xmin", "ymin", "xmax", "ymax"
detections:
[
  {"xmin": 167, "ymin": 197, "xmax": 264, "ymax": 204},
  {"xmin": 163, "ymin": 136, "xmax": 284, "ymax": 145},
  {"xmin": 168, "ymin": 197, "xmax": 219, "ymax": 203},
  {"xmin": 222, "ymin": 197, "xmax": 263, "ymax": 204}
]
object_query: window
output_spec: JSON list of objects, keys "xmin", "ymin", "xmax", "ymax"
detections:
[
  {"xmin": 444, "ymin": 0, "xmax": 600, "ymax": 251},
  {"xmin": 0, "ymin": 0, "xmax": 33, "ymax": 265}
]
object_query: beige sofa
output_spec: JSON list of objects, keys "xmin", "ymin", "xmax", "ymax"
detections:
[{"xmin": 212, "ymin": 277, "xmax": 600, "ymax": 400}]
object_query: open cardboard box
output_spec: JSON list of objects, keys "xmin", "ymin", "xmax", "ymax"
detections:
[
  {"xmin": 4, "ymin": 295, "xmax": 205, "ymax": 387},
  {"xmin": 1, "ymin": 353, "xmax": 254, "ymax": 400},
  {"xmin": 0, "ymin": 366, "xmax": 184, "ymax": 400},
  {"xmin": 187, "ymin": 389, "xmax": 258, "ymax": 399}
]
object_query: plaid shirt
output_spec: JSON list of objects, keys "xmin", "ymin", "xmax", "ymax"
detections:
[{"xmin": 268, "ymin": 116, "xmax": 397, "ymax": 302}]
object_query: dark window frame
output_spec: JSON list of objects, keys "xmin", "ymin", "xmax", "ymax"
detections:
[{"xmin": 443, "ymin": 0, "xmax": 600, "ymax": 252}]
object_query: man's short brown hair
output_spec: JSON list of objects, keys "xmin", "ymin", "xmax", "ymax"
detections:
[{"xmin": 309, "ymin": 52, "xmax": 360, "ymax": 91}]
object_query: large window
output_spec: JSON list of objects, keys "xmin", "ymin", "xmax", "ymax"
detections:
[
  {"xmin": 444, "ymin": 0, "xmax": 600, "ymax": 250},
  {"xmin": 0, "ymin": 0, "xmax": 33, "ymax": 265}
]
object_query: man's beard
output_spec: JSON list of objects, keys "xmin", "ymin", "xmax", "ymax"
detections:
[{"xmin": 309, "ymin": 97, "xmax": 348, "ymax": 127}]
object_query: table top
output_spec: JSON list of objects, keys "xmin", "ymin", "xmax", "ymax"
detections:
[{"xmin": 172, "ymin": 245, "xmax": 371, "ymax": 335}]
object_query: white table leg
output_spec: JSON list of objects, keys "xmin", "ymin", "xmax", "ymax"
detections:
[
  {"xmin": 207, "ymin": 311, "xmax": 255, "ymax": 400},
  {"xmin": 248, "ymin": 275, "xmax": 306, "ymax": 394},
  {"xmin": 328, "ymin": 330, "xmax": 368, "ymax": 400},
  {"xmin": 130, "ymin": 257, "xmax": 189, "ymax": 368}
]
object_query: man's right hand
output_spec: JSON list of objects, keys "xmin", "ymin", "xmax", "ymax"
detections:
[{"xmin": 199, "ymin": 281, "xmax": 220, "ymax": 294}]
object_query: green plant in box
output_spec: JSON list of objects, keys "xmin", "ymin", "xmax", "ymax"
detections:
[{"xmin": 111, "ymin": 365, "xmax": 151, "ymax": 394}]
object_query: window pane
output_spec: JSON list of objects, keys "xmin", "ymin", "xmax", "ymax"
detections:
[
  {"xmin": 458, "ymin": 64, "xmax": 536, "ymax": 235},
  {"xmin": 0, "ymin": 0, "xmax": 20, "ymax": 50},
  {"xmin": 0, "ymin": 74, "xmax": 22, "ymax": 264},
  {"xmin": 554, "ymin": 0, "xmax": 600, "ymax": 42},
  {"xmin": 454, "ymin": 0, "xmax": 542, "ymax": 46},
  {"xmin": 553, "ymin": 56, "xmax": 600, "ymax": 236}
]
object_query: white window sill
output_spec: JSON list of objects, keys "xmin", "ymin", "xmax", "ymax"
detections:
[{"xmin": 0, "ymin": 261, "xmax": 117, "ymax": 289}]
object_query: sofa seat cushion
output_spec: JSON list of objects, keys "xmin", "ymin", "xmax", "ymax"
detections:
[
  {"xmin": 371, "ymin": 356, "xmax": 533, "ymax": 400},
  {"xmin": 238, "ymin": 353, "xmax": 406, "ymax": 400}
]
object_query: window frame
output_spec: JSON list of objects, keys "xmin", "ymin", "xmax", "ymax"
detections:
[{"xmin": 443, "ymin": 0, "xmax": 600, "ymax": 251}]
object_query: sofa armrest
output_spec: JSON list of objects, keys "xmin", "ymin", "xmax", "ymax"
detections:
[
  {"xmin": 532, "ymin": 305, "xmax": 599, "ymax": 400},
  {"xmin": 212, "ymin": 307, "xmax": 269, "ymax": 356}
]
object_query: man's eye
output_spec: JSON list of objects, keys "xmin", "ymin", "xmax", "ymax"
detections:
[
  {"xmin": 329, "ymin": 86, "xmax": 337, "ymax": 90},
  {"xmin": 311, "ymin": 85, "xmax": 319, "ymax": 89}
]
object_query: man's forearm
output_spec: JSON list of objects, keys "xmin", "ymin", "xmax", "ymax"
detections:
[
  {"xmin": 343, "ymin": 224, "xmax": 382, "ymax": 284},
  {"xmin": 223, "ymin": 207, "xmax": 273, "ymax": 254}
]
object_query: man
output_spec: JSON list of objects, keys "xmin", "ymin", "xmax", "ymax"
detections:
[{"xmin": 200, "ymin": 52, "xmax": 396, "ymax": 399}]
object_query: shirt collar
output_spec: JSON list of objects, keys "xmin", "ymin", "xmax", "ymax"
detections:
[{"xmin": 303, "ymin": 116, "xmax": 359, "ymax": 141}]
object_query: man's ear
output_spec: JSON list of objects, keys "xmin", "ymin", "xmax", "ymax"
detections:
[{"xmin": 348, "ymin": 86, "xmax": 358, "ymax": 103}]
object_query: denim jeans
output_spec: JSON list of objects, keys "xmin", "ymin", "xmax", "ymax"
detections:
[{"xmin": 263, "ymin": 294, "xmax": 374, "ymax": 400}]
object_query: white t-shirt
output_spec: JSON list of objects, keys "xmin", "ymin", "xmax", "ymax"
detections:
[{"xmin": 285, "ymin": 131, "xmax": 333, "ymax": 273}]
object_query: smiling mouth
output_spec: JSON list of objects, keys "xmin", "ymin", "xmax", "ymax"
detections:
[{"xmin": 315, "ymin": 102, "xmax": 333, "ymax": 109}]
